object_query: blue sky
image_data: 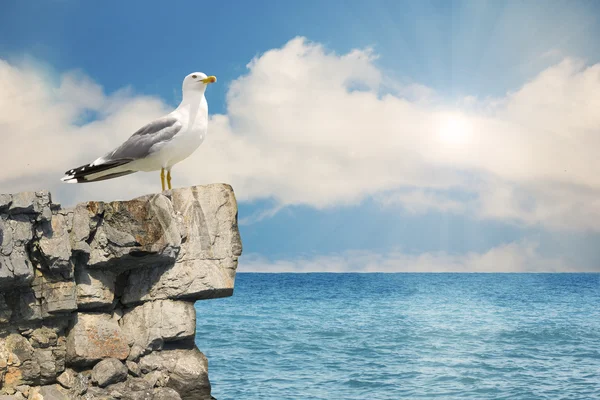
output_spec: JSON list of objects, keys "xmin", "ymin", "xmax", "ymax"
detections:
[{"xmin": 1, "ymin": 0, "xmax": 600, "ymax": 271}]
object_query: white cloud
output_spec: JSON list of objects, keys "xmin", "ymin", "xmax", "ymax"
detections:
[
  {"xmin": 0, "ymin": 59, "xmax": 170, "ymax": 202},
  {"xmin": 376, "ymin": 188, "xmax": 466, "ymax": 215},
  {"xmin": 238, "ymin": 240, "xmax": 588, "ymax": 273},
  {"xmin": 243, "ymin": 240, "xmax": 594, "ymax": 273},
  {"xmin": 1, "ymin": 38, "xmax": 600, "ymax": 231}
]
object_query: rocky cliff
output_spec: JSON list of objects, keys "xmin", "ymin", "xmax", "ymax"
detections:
[{"xmin": 0, "ymin": 184, "xmax": 242, "ymax": 400}]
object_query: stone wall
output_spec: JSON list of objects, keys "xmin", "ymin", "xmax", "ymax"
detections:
[{"xmin": 0, "ymin": 184, "xmax": 242, "ymax": 400}]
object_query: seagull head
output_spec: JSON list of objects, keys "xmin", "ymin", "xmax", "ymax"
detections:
[{"xmin": 182, "ymin": 72, "xmax": 217, "ymax": 93}]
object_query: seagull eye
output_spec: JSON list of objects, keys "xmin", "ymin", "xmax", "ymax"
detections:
[{"xmin": 192, "ymin": 75, "xmax": 197, "ymax": 79}]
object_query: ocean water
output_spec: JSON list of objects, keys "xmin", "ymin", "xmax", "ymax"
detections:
[{"xmin": 195, "ymin": 274, "xmax": 600, "ymax": 400}]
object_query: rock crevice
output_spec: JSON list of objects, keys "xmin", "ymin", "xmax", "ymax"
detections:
[{"xmin": 0, "ymin": 184, "xmax": 241, "ymax": 399}]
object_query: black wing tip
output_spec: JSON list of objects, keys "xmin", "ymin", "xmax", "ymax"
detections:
[{"xmin": 63, "ymin": 159, "xmax": 134, "ymax": 179}]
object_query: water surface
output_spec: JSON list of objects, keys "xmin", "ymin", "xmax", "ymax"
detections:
[{"xmin": 195, "ymin": 273, "xmax": 600, "ymax": 399}]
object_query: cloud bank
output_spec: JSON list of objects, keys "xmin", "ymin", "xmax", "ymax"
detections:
[
  {"xmin": 239, "ymin": 240, "xmax": 586, "ymax": 273},
  {"xmin": 1, "ymin": 37, "xmax": 599, "ymax": 232}
]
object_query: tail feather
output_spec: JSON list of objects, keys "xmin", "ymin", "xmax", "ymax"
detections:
[{"xmin": 61, "ymin": 159, "xmax": 135, "ymax": 183}]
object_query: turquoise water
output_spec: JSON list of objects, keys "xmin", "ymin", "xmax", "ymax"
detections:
[{"xmin": 195, "ymin": 274, "xmax": 600, "ymax": 399}]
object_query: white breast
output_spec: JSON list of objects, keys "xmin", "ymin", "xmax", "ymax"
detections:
[{"xmin": 135, "ymin": 96, "xmax": 208, "ymax": 171}]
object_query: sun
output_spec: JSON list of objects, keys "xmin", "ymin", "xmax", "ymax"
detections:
[{"xmin": 437, "ymin": 114, "xmax": 472, "ymax": 148}]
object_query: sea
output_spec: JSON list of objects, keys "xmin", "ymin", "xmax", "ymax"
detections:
[{"xmin": 194, "ymin": 273, "xmax": 600, "ymax": 400}]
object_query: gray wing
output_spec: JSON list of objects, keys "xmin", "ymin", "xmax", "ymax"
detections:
[{"xmin": 105, "ymin": 116, "xmax": 183, "ymax": 161}]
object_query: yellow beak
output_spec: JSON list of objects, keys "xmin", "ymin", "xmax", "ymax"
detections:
[{"xmin": 202, "ymin": 76, "xmax": 217, "ymax": 84}]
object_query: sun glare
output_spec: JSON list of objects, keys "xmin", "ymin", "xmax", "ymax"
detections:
[{"xmin": 438, "ymin": 114, "xmax": 472, "ymax": 148}]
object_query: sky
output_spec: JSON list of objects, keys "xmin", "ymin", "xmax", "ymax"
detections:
[{"xmin": 1, "ymin": 0, "xmax": 600, "ymax": 272}]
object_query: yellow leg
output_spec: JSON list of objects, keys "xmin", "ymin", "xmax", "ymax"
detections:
[
  {"xmin": 167, "ymin": 170, "xmax": 172, "ymax": 190},
  {"xmin": 160, "ymin": 168, "xmax": 165, "ymax": 192}
]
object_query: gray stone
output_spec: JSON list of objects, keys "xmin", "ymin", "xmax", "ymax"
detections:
[
  {"xmin": 35, "ymin": 213, "xmax": 72, "ymax": 274},
  {"xmin": 80, "ymin": 386, "xmax": 110, "ymax": 399},
  {"xmin": 35, "ymin": 348, "xmax": 59, "ymax": 383},
  {"xmin": 125, "ymin": 361, "xmax": 140, "ymax": 377},
  {"xmin": 0, "ymin": 218, "xmax": 13, "ymax": 256},
  {"xmin": 171, "ymin": 184, "xmax": 242, "ymax": 260},
  {"xmin": 15, "ymin": 385, "xmax": 30, "ymax": 397},
  {"xmin": 138, "ymin": 348, "xmax": 210, "ymax": 400},
  {"xmin": 122, "ymin": 389, "xmax": 153, "ymax": 400},
  {"xmin": 120, "ymin": 300, "xmax": 195, "ymax": 351},
  {"xmin": 0, "ymin": 194, "xmax": 12, "ymax": 211},
  {"xmin": 56, "ymin": 368, "xmax": 77, "ymax": 388},
  {"xmin": 126, "ymin": 377, "xmax": 152, "ymax": 392},
  {"xmin": 72, "ymin": 194, "xmax": 181, "ymax": 270},
  {"xmin": 152, "ymin": 387, "xmax": 182, "ymax": 400},
  {"xmin": 66, "ymin": 313, "xmax": 129, "ymax": 366},
  {"xmin": 0, "ymin": 394, "xmax": 25, "ymax": 400},
  {"xmin": 167, "ymin": 349, "xmax": 211, "ymax": 400},
  {"xmin": 19, "ymin": 360, "xmax": 41, "ymax": 382},
  {"xmin": 7, "ymin": 193, "xmax": 37, "ymax": 215},
  {"xmin": 122, "ymin": 185, "xmax": 241, "ymax": 304},
  {"xmin": 30, "ymin": 384, "xmax": 70, "ymax": 400},
  {"xmin": 15, "ymin": 289, "xmax": 42, "ymax": 322},
  {"xmin": 0, "ymin": 185, "xmax": 242, "ymax": 398},
  {"xmin": 122, "ymin": 258, "xmax": 237, "ymax": 304},
  {"xmin": 142, "ymin": 370, "xmax": 164, "ymax": 388},
  {"xmin": 92, "ymin": 358, "xmax": 128, "ymax": 388},
  {"xmin": 0, "ymin": 218, "xmax": 34, "ymax": 290},
  {"xmin": 35, "ymin": 278, "xmax": 77, "ymax": 316},
  {"xmin": 126, "ymin": 345, "xmax": 145, "ymax": 363},
  {"xmin": 0, "ymin": 295, "xmax": 12, "ymax": 324},
  {"xmin": 109, "ymin": 390, "xmax": 123, "ymax": 399},
  {"xmin": 30, "ymin": 328, "xmax": 58, "ymax": 348},
  {"xmin": 4, "ymin": 334, "xmax": 34, "ymax": 366},
  {"xmin": 75, "ymin": 266, "xmax": 115, "ymax": 310}
]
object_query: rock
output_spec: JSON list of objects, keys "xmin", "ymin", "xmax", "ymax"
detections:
[
  {"xmin": 75, "ymin": 266, "xmax": 115, "ymax": 310},
  {"xmin": 57, "ymin": 368, "xmax": 88, "ymax": 395},
  {"xmin": 73, "ymin": 194, "xmax": 181, "ymax": 270},
  {"xmin": 35, "ymin": 348, "xmax": 59, "ymax": 383},
  {"xmin": 122, "ymin": 258, "xmax": 237, "ymax": 304},
  {"xmin": 80, "ymin": 386, "xmax": 110, "ymax": 399},
  {"xmin": 126, "ymin": 345, "xmax": 144, "ymax": 363},
  {"xmin": 0, "ymin": 217, "xmax": 35, "ymax": 290},
  {"xmin": 56, "ymin": 368, "xmax": 77, "ymax": 388},
  {"xmin": 0, "ymin": 394, "xmax": 25, "ymax": 400},
  {"xmin": 7, "ymin": 193, "xmax": 37, "ymax": 215},
  {"xmin": 92, "ymin": 358, "xmax": 128, "ymax": 388},
  {"xmin": 34, "ymin": 212, "xmax": 72, "ymax": 274},
  {"xmin": 66, "ymin": 313, "xmax": 129, "ymax": 366},
  {"xmin": 0, "ymin": 194, "xmax": 11, "ymax": 211},
  {"xmin": 109, "ymin": 390, "xmax": 123, "ymax": 399},
  {"xmin": 137, "ymin": 353, "xmax": 162, "ymax": 374},
  {"xmin": 122, "ymin": 389, "xmax": 153, "ymax": 400},
  {"xmin": 5, "ymin": 334, "xmax": 34, "ymax": 365},
  {"xmin": 152, "ymin": 387, "xmax": 182, "ymax": 400},
  {"xmin": 142, "ymin": 370, "xmax": 164, "ymax": 388},
  {"xmin": 139, "ymin": 348, "xmax": 210, "ymax": 400},
  {"xmin": 122, "ymin": 185, "xmax": 241, "ymax": 304},
  {"xmin": 126, "ymin": 377, "xmax": 152, "ymax": 392},
  {"xmin": 0, "ymin": 295, "xmax": 11, "ymax": 323},
  {"xmin": 19, "ymin": 360, "xmax": 40, "ymax": 382},
  {"xmin": 31, "ymin": 384, "xmax": 70, "ymax": 400},
  {"xmin": 120, "ymin": 300, "xmax": 196, "ymax": 351},
  {"xmin": 40, "ymin": 280, "xmax": 77, "ymax": 315},
  {"xmin": 15, "ymin": 384, "xmax": 29, "ymax": 397},
  {"xmin": 171, "ymin": 185, "xmax": 242, "ymax": 259},
  {"xmin": 13, "ymin": 289, "xmax": 42, "ymax": 322},
  {"xmin": 0, "ymin": 191, "xmax": 63, "ymax": 291},
  {"xmin": 0, "ymin": 185, "xmax": 242, "ymax": 398},
  {"xmin": 166, "ymin": 349, "xmax": 211, "ymax": 400},
  {"xmin": 30, "ymin": 328, "xmax": 58, "ymax": 348},
  {"xmin": 125, "ymin": 361, "xmax": 140, "ymax": 377}
]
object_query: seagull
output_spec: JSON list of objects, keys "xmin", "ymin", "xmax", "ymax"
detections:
[{"xmin": 61, "ymin": 72, "xmax": 216, "ymax": 191}]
